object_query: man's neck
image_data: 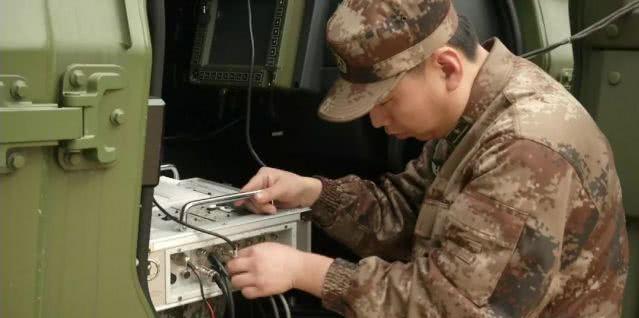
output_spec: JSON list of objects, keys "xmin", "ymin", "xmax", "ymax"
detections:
[
  {"xmin": 464, "ymin": 46, "xmax": 490, "ymax": 100},
  {"xmin": 442, "ymin": 46, "xmax": 490, "ymax": 138},
  {"xmin": 471, "ymin": 46, "xmax": 490, "ymax": 77}
]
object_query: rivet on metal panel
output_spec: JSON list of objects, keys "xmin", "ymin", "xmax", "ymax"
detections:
[
  {"xmin": 70, "ymin": 70, "xmax": 87, "ymax": 88},
  {"xmin": 10, "ymin": 80, "xmax": 28, "ymax": 99},
  {"xmin": 110, "ymin": 108, "xmax": 126, "ymax": 125},
  {"xmin": 102, "ymin": 146, "xmax": 117, "ymax": 163},
  {"xmin": 8, "ymin": 152, "xmax": 26, "ymax": 169},
  {"xmin": 608, "ymin": 72, "xmax": 622, "ymax": 85},
  {"xmin": 65, "ymin": 152, "xmax": 83, "ymax": 166},
  {"xmin": 147, "ymin": 260, "xmax": 159, "ymax": 281},
  {"xmin": 559, "ymin": 68, "xmax": 574, "ymax": 91},
  {"xmin": 605, "ymin": 24, "xmax": 619, "ymax": 38}
]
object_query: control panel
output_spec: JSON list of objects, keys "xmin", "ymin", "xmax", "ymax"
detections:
[{"xmin": 148, "ymin": 177, "xmax": 311, "ymax": 311}]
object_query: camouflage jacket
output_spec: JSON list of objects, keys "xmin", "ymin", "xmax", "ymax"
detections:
[{"xmin": 311, "ymin": 39, "xmax": 629, "ymax": 318}]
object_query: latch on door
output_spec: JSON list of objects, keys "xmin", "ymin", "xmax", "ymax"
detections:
[{"xmin": 0, "ymin": 64, "xmax": 127, "ymax": 173}]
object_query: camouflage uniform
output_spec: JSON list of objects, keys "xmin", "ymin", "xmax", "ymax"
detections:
[{"xmin": 312, "ymin": 1, "xmax": 629, "ymax": 317}]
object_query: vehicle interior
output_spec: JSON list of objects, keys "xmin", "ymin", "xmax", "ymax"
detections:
[
  {"xmin": 145, "ymin": 0, "xmax": 636, "ymax": 317},
  {"xmin": 1, "ymin": 0, "xmax": 636, "ymax": 317}
]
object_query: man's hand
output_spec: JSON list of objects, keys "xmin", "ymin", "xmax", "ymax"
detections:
[
  {"xmin": 226, "ymin": 242, "xmax": 333, "ymax": 299},
  {"xmin": 235, "ymin": 167, "xmax": 322, "ymax": 214}
]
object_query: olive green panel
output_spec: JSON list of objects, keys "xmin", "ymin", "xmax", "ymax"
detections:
[
  {"xmin": 516, "ymin": 0, "xmax": 574, "ymax": 86},
  {"xmin": 569, "ymin": 1, "xmax": 639, "ymax": 316},
  {"xmin": 0, "ymin": 0, "xmax": 154, "ymax": 317},
  {"xmin": 582, "ymin": 50, "xmax": 639, "ymax": 318},
  {"xmin": 273, "ymin": 0, "xmax": 305, "ymax": 88},
  {"xmin": 586, "ymin": 51, "xmax": 639, "ymax": 217},
  {"xmin": 575, "ymin": 0, "xmax": 639, "ymax": 49},
  {"xmin": 624, "ymin": 219, "xmax": 639, "ymax": 318},
  {"xmin": 571, "ymin": 40, "xmax": 639, "ymax": 318},
  {"xmin": 576, "ymin": 38, "xmax": 639, "ymax": 318},
  {"xmin": 0, "ymin": 107, "xmax": 82, "ymax": 143}
]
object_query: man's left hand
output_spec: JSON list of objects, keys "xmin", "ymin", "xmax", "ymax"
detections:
[
  {"xmin": 227, "ymin": 242, "xmax": 304, "ymax": 298},
  {"xmin": 227, "ymin": 242, "xmax": 334, "ymax": 299}
]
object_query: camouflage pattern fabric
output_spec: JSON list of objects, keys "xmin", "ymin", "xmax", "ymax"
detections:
[
  {"xmin": 318, "ymin": 0, "xmax": 458, "ymax": 122},
  {"xmin": 156, "ymin": 296, "xmax": 225, "ymax": 318},
  {"xmin": 311, "ymin": 39, "xmax": 629, "ymax": 318},
  {"xmin": 156, "ymin": 301, "xmax": 208, "ymax": 318}
]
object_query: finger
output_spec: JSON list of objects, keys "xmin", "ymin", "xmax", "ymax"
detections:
[
  {"xmin": 230, "ymin": 273, "xmax": 256, "ymax": 289},
  {"xmin": 243, "ymin": 199, "xmax": 276, "ymax": 214},
  {"xmin": 236, "ymin": 246, "xmax": 254, "ymax": 258},
  {"xmin": 246, "ymin": 200, "xmax": 272, "ymax": 214},
  {"xmin": 226, "ymin": 256, "xmax": 252, "ymax": 275},
  {"xmin": 253, "ymin": 182, "xmax": 287, "ymax": 205},
  {"xmin": 241, "ymin": 286, "xmax": 262, "ymax": 299},
  {"xmin": 263, "ymin": 203, "xmax": 277, "ymax": 214},
  {"xmin": 240, "ymin": 170, "xmax": 271, "ymax": 192},
  {"xmin": 233, "ymin": 198, "xmax": 259, "ymax": 208}
]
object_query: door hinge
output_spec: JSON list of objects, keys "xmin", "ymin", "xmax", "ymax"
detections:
[{"xmin": 0, "ymin": 64, "xmax": 127, "ymax": 174}]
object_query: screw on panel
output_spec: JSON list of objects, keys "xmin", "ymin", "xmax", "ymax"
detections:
[
  {"xmin": 8, "ymin": 153, "xmax": 26, "ymax": 169},
  {"xmin": 65, "ymin": 152, "xmax": 83, "ymax": 166},
  {"xmin": 196, "ymin": 248, "xmax": 208, "ymax": 256},
  {"xmin": 70, "ymin": 70, "xmax": 87, "ymax": 88},
  {"xmin": 605, "ymin": 24, "xmax": 619, "ymax": 38},
  {"xmin": 608, "ymin": 72, "xmax": 622, "ymax": 85},
  {"xmin": 147, "ymin": 260, "xmax": 160, "ymax": 281},
  {"xmin": 110, "ymin": 108, "xmax": 126, "ymax": 125},
  {"xmin": 10, "ymin": 80, "xmax": 29, "ymax": 100}
]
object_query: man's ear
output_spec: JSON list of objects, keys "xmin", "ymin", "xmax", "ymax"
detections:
[{"xmin": 433, "ymin": 47, "xmax": 463, "ymax": 92}]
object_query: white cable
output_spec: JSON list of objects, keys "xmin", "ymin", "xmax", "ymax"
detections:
[
  {"xmin": 277, "ymin": 294, "xmax": 291, "ymax": 318},
  {"xmin": 268, "ymin": 296, "xmax": 281, "ymax": 318},
  {"xmin": 522, "ymin": 0, "xmax": 639, "ymax": 59}
]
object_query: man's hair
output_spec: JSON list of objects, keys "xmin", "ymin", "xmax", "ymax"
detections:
[
  {"xmin": 409, "ymin": 14, "xmax": 479, "ymax": 75},
  {"xmin": 447, "ymin": 14, "xmax": 479, "ymax": 62}
]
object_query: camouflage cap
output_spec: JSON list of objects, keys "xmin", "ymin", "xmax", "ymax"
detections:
[{"xmin": 318, "ymin": 0, "xmax": 458, "ymax": 122}]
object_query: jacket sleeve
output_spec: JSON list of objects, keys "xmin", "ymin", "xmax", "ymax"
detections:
[
  {"xmin": 320, "ymin": 139, "xmax": 587, "ymax": 317},
  {"xmin": 311, "ymin": 141, "xmax": 438, "ymax": 261}
]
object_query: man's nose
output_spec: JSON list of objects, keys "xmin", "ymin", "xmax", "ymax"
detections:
[{"xmin": 369, "ymin": 106, "xmax": 389, "ymax": 128}]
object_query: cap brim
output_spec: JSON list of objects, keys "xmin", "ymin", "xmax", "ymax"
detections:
[{"xmin": 317, "ymin": 72, "xmax": 405, "ymax": 123}]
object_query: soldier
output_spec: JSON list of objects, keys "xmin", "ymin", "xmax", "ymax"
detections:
[{"xmin": 228, "ymin": 0, "xmax": 629, "ymax": 317}]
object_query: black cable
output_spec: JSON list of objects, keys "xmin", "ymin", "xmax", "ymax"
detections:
[
  {"xmin": 277, "ymin": 294, "xmax": 291, "ymax": 318},
  {"xmin": 256, "ymin": 299, "xmax": 267, "ymax": 318},
  {"xmin": 152, "ymin": 198, "xmax": 236, "ymax": 252},
  {"xmin": 209, "ymin": 255, "xmax": 235, "ymax": 318},
  {"xmin": 187, "ymin": 262, "xmax": 215, "ymax": 318},
  {"xmin": 245, "ymin": 0, "xmax": 267, "ymax": 168},
  {"xmin": 213, "ymin": 273, "xmax": 234, "ymax": 318},
  {"xmin": 268, "ymin": 296, "xmax": 281, "ymax": 318},
  {"xmin": 522, "ymin": 0, "xmax": 639, "ymax": 59},
  {"xmin": 208, "ymin": 254, "xmax": 230, "ymax": 278},
  {"xmin": 504, "ymin": 0, "xmax": 523, "ymax": 55}
]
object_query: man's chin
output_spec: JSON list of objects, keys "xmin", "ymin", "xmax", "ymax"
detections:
[
  {"xmin": 393, "ymin": 133, "xmax": 411, "ymax": 140},
  {"xmin": 414, "ymin": 134, "xmax": 435, "ymax": 141}
]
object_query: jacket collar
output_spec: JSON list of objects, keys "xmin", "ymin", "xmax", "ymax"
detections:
[{"xmin": 444, "ymin": 38, "xmax": 516, "ymax": 148}]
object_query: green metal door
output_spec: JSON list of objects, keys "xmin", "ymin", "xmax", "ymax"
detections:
[
  {"xmin": 0, "ymin": 0, "xmax": 154, "ymax": 317},
  {"xmin": 570, "ymin": 1, "xmax": 639, "ymax": 317}
]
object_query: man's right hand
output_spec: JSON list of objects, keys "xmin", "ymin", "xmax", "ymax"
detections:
[{"xmin": 234, "ymin": 167, "xmax": 322, "ymax": 214}]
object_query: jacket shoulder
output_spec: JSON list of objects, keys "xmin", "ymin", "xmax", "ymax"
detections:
[{"xmin": 488, "ymin": 58, "xmax": 621, "ymax": 213}]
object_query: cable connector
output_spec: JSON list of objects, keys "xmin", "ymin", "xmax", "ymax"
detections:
[
  {"xmin": 189, "ymin": 261, "xmax": 220, "ymax": 282},
  {"xmin": 232, "ymin": 245, "xmax": 239, "ymax": 258}
]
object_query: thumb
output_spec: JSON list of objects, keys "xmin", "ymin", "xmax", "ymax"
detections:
[{"xmin": 254, "ymin": 183, "xmax": 286, "ymax": 204}]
